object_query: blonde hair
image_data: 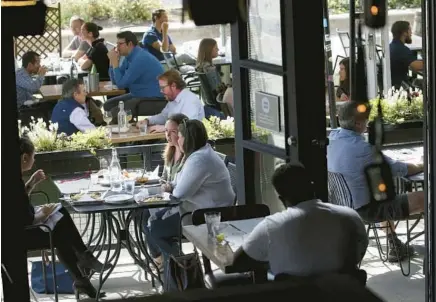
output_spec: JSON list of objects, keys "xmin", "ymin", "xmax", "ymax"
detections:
[
  {"xmin": 162, "ymin": 113, "xmax": 188, "ymax": 166},
  {"xmin": 196, "ymin": 38, "xmax": 217, "ymax": 70}
]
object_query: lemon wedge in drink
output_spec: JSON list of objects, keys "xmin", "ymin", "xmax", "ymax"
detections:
[{"xmin": 216, "ymin": 233, "xmax": 225, "ymax": 243}]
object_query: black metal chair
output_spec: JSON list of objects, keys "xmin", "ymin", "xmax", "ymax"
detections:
[
  {"xmin": 190, "ymin": 204, "xmax": 270, "ymax": 289},
  {"xmin": 134, "ymin": 97, "xmax": 167, "ymax": 121},
  {"xmin": 162, "ymin": 51, "xmax": 200, "ymax": 93},
  {"xmin": 327, "ymin": 171, "xmax": 417, "ymax": 276}
]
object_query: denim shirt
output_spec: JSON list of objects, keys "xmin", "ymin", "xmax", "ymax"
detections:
[{"xmin": 327, "ymin": 128, "xmax": 408, "ymax": 209}]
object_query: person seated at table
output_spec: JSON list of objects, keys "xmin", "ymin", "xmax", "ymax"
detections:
[
  {"xmin": 233, "ymin": 163, "xmax": 368, "ymax": 281},
  {"xmin": 136, "ymin": 70, "xmax": 204, "ymax": 133},
  {"xmin": 20, "ymin": 136, "xmax": 109, "ymax": 299},
  {"xmin": 161, "ymin": 113, "xmax": 188, "ymax": 183},
  {"xmin": 390, "ymin": 21, "xmax": 423, "ymax": 89},
  {"xmin": 327, "ymin": 101, "xmax": 424, "ymax": 262},
  {"xmin": 77, "ymin": 22, "xmax": 110, "ymax": 81},
  {"xmin": 196, "ymin": 38, "xmax": 233, "ymax": 111},
  {"xmin": 51, "ymin": 78, "xmax": 96, "ymax": 136},
  {"xmin": 336, "ymin": 57, "xmax": 350, "ymax": 102},
  {"xmin": 105, "ymin": 31, "xmax": 164, "ymax": 121},
  {"xmin": 62, "ymin": 16, "xmax": 90, "ymax": 59},
  {"xmin": 144, "ymin": 119, "xmax": 235, "ymax": 268},
  {"xmin": 142, "ymin": 9, "xmax": 176, "ymax": 62},
  {"xmin": 15, "ymin": 51, "xmax": 48, "ymax": 108}
]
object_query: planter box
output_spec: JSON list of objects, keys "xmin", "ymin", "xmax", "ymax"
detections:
[
  {"xmin": 34, "ymin": 144, "xmax": 167, "ymax": 175},
  {"xmin": 376, "ymin": 121, "xmax": 423, "ymax": 145},
  {"xmin": 209, "ymin": 138, "xmax": 235, "ymax": 158}
]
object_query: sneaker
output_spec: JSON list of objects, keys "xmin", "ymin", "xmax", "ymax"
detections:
[{"xmin": 387, "ymin": 234, "xmax": 415, "ymax": 262}]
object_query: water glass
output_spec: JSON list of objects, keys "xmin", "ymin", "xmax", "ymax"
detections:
[
  {"xmin": 90, "ymin": 173, "xmax": 99, "ymax": 185},
  {"xmin": 204, "ymin": 212, "xmax": 221, "ymax": 237},
  {"xmin": 111, "ymin": 178, "xmax": 123, "ymax": 192},
  {"xmin": 124, "ymin": 179, "xmax": 135, "ymax": 196},
  {"xmin": 139, "ymin": 123, "xmax": 148, "ymax": 135}
]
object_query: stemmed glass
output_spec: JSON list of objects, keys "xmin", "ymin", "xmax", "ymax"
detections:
[
  {"xmin": 125, "ymin": 109, "xmax": 133, "ymax": 124},
  {"xmin": 103, "ymin": 111, "xmax": 112, "ymax": 125}
]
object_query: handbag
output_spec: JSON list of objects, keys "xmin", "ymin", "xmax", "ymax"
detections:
[
  {"xmin": 163, "ymin": 251, "xmax": 206, "ymax": 292},
  {"xmin": 30, "ymin": 256, "xmax": 74, "ymax": 294}
]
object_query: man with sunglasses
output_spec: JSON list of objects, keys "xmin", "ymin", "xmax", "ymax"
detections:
[{"xmin": 104, "ymin": 31, "xmax": 164, "ymax": 122}]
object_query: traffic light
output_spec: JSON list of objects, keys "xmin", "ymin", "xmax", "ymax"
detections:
[{"xmin": 364, "ymin": 0, "xmax": 387, "ymax": 29}]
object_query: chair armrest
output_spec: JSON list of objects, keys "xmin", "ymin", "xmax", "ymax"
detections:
[{"xmin": 25, "ymin": 223, "xmax": 53, "ymax": 233}]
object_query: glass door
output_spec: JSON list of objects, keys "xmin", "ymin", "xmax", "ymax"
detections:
[{"xmin": 231, "ymin": 0, "xmax": 328, "ymax": 209}]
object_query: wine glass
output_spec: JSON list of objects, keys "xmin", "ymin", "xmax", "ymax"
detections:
[
  {"xmin": 125, "ymin": 109, "xmax": 133, "ymax": 123},
  {"xmin": 103, "ymin": 111, "xmax": 112, "ymax": 125}
]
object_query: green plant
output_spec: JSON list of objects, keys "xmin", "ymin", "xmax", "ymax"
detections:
[
  {"xmin": 19, "ymin": 118, "xmax": 112, "ymax": 153},
  {"xmin": 368, "ymin": 90, "xmax": 423, "ymax": 124},
  {"xmin": 327, "ymin": 0, "xmax": 421, "ymax": 14},
  {"xmin": 202, "ymin": 116, "xmax": 269, "ymax": 143},
  {"xmin": 60, "ymin": 0, "xmax": 160, "ymax": 27},
  {"xmin": 111, "ymin": 0, "xmax": 158, "ymax": 24}
]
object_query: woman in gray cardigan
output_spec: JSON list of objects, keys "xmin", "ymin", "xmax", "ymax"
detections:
[{"xmin": 145, "ymin": 119, "xmax": 235, "ymax": 268}]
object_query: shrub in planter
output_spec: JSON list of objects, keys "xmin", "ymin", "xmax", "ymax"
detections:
[{"xmin": 368, "ymin": 89, "xmax": 423, "ymax": 124}]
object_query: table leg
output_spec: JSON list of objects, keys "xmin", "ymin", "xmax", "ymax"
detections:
[{"xmin": 94, "ymin": 212, "xmax": 122, "ymax": 301}]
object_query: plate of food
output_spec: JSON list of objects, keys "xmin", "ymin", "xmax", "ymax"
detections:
[
  {"xmin": 67, "ymin": 192, "xmax": 104, "ymax": 206},
  {"xmin": 135, "ymin": 194, "xmax": 164, "ymax": 204},
  {"xmin": 122, "ymin": 170, "xmax": 159, "ymax": 185}
]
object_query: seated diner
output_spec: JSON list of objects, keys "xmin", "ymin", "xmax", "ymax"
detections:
[
  {"xmin": 144, "ymin": 119, "xmax": 235, "ymax": 268},
  {"xmin": 51, "ymin": 78, "xmax": 96, "ymax": 135},
  {"xmin": 136, "ymin": 70, "xmax": 205, "ymax": 133}
]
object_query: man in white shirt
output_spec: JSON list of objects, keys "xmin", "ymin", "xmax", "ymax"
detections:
[
  {"xmin": 51, "ymin": 79, "xmax": 96, "ymax": 136},
  {"xmin": 136, "ymin": 69, "xmax": 205, "ymax": 133},
  {"xmin": 233, "ymin": 163, "xmax": 368, "ymax": 281}
]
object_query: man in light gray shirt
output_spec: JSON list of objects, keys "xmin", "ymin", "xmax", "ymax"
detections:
[
  {"xmin": 137, "ymin": 69, "xmax": 204, "ymax": 133},
  {"xmin": 233, "ymin": 163, "xmax": 368, "ymax": 281},
  {"xmin": 62, "ymin": 16, "xmax": 91, "ymax": 58}
]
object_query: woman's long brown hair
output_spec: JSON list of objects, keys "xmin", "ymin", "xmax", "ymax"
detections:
[
  {"xmin": 196, "ymin": 38, "xmax": 217, "ymax": 70},
  {"xmin": 163, "ymin": 113, "xmax": 188, "ymax": 166}
]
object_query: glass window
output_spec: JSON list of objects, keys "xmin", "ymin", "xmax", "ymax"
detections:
[{"xmin": 248, "ymin": 0, "xmax": 282, "ymax": 66}]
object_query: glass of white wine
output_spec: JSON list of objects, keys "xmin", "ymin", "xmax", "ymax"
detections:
[
  {"xmin": 103, "ymin": 111, "xmax": 112, "ymax": 125},
  {"xmin": 125, "ymin": 109, "xmax": 133, "ymax": 123}
]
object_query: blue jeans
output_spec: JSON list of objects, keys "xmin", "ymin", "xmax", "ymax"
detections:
[{"xmin": 143, "ymin": 209, "xmax": 181, "ymax": 258}]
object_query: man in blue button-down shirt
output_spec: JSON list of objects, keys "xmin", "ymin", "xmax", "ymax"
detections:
[
  {"xmin": 327, "ymin": 101, "xmax": 424, "ymax": 262},
  {"xmin": 15, "ymin": 51, "xmax": 47, "ymax": 108},
  {"xmin": 104, "ymin": 31, "xmax": 164, "ymax": 121}
]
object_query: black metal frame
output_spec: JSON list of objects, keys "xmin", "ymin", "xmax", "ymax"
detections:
[
  {"xmin": 423, "ymin": 0, "xmax": 436, "ymax": 299},
  {"xmin": 231, "ymin": 0, "xmax": 328, "ymax": 205}
]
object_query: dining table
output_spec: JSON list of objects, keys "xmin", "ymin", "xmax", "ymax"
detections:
[
  {"xmin": 183, "ymin": 217, "xmax": 269, "ymax": 283},
  {"xmin": 53, "ymin": 173, "xmax": 180, "ymax": 299},
  {"xmin": 38, "ymin": 81, "xmax": 126, "ymax": 101},
  {"xmin": 108, "ymin": 125, "xmax": 166, "ymax": 144}
]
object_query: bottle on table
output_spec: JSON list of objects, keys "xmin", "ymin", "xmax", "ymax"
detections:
[
  {"xmin": 117, "ymin": 101, "xmax": 128, "ymax": 133},
  {"xmin": 70, "ymin": 58, "xmax": 78, "ymax": 79},
  {"xmin": 109, "ymin": 148, "xmax": 122, "ymax": 192}
]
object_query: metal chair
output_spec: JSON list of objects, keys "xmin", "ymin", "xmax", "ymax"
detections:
[
  {"xmin": 190, "ymin": 204, "xmax": 270, "ymax": 289},
  {"xmin": 327, "ymin": 171, "xmax": 416, "ymax": 276},
  {"xmin": 134, "ymin": 97, "xmax": 167, "ymax": 121}
]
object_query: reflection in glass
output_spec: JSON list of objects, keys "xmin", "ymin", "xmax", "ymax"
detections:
[
  {"xmin": 248, "ymin": 0, "xmax": 282, "ymax": 65},
  {"xmin": 249, "ymin": 70, "xmax": 285, "ymax": 149}
]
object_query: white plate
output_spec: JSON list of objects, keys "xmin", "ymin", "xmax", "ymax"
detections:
[
  {"xmin": 110, "ymin": 126, "xmax": 130, "ymax": 133},
  {"xmin": 105, "ymin": 194, "xmax": 133, "ymax": 204}
]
